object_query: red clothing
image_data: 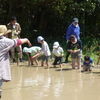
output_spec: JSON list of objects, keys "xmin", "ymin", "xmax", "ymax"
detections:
[{"xmin": 16, "ymin": 39, "xmax": 22, "ymax": 46}]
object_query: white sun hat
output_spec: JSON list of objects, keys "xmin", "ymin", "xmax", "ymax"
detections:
[{"xmin": 53, "ymin": 42, "xmax": 59, "ymax": 48}]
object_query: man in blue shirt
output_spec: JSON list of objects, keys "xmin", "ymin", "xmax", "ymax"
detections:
[{"xmin": 65, "ymin": 18, "xmax": 80, "ymax": 62}]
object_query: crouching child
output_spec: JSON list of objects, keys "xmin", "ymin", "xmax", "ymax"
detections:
[
  {"xmin": 23, "ymin": 46, "xmax": 42, "ymax": 66},
  {"xmin": 52, "ymin": 42, "xmax": 64, "ymax": 70},
  {"xmin": 83, "ymin": 55, "xmax": 94, "ymax": 73}
]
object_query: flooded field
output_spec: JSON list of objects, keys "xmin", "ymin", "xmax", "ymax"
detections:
[{"xmin": 1, "ymin": 62, "xmax": 100, "ymax": 100}]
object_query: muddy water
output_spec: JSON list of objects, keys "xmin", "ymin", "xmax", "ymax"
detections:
[{"xmin": 1, "ymin": 62, "xmax": 100, "ymax": 100}]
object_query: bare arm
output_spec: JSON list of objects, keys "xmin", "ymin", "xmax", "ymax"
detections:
[{"xmin": 19, "ymin": 38, "xmax": 32, "ymax": 46}]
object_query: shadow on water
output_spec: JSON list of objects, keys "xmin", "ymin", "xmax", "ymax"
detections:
[
  {"xmin": 83, "ymin": 72, "xmax": 100, "ymax": 74},
  {"xmin": 43, "ymin": 66, "xmax": 60, "ymax": 69},
  {"xmin": 49, "ymin": 67, "xmax": 59, "ymax": 68},
  {"xmin": 55, "ymin": 68, "xmax": 72, "ymax": 71},
  {"xmin": 80, "ymin": 70, "xmax": 93, "ymax": 74},
  {"xmin": 18, "ymin": 65, "xmax": 27, "ymax": 67},
  {"xmin": 17, "ymin": 64, "xmax": 38, "ymax": 67},
  {"xmin": 92, "ymin": 72, "xmax": 100, "ymax": 74}
]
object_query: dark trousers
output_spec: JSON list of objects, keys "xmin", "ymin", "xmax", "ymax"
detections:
[
  {"xmin": 65, "ymin": 51, "xmax": 70, "ymax": 62},
  {"xmin": 53, "ymin": 56, "xmax": 63, "ymax": 65}
]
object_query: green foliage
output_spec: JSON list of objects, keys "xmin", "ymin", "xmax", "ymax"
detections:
[
  {"xmin": 0, "ymin": 0, "xmax": 100, "ymax": 38},
  {"xmin": 82, "ymin": 37, "xmax": 98, "ymax": 54},
  {"xmin": 0, "ymin": 0, "xmax": 100, "ymax": 63},
  {"xmin": 79, "ymin": 37, "xmax": 99, "ymax": 64}
]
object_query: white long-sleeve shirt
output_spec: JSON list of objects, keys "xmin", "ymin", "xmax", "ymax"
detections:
[{"xmin": 41, "ymin": 41, "xmax": 51, "ymax": 56}]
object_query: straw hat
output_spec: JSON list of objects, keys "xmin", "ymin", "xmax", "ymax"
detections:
[{"xmin": 0, "ymin": 25, "xmax": 11, "ymax": 36}]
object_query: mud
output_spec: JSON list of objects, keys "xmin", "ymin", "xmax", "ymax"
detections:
[{"xmin": 1, "ymin": 62, "xmax": 100, "ymax": 100}]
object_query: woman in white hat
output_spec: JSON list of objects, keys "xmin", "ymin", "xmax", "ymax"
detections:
[{"xmin": 0, "ymin": 25, "xmax": 31, "ymax": 98}]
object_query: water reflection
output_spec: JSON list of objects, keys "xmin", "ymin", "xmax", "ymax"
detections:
[
  {"xmin": 2, "ymin": 64, "xmax": 100, "ymax": 100},
  {"xmin": 11, "ymin": 66, "xmax": 23, "ymax": 100},
  {"xmin": 53, "ymin": 71, "xmax": 64, "ymax": 98}
]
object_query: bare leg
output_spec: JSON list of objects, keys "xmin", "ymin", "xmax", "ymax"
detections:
[
  {"xmin": 31, "ymin": 53, "xmax": 41, "ymax": 65},
  {"xmin": 54, "ymin": 65, "xmax": 56, "ymax": 68},
  {"xmin": 35, "ymin": 54, "xmax": 41, "ymax": 59},
  {"xmin": 77, "ymin": 58, "xmax": 81, "ymax": 70},
  {"xmin": 46, "ymin": 62, "xmax": 49, "ymax": 68},
  {"xmin": 60, "ymin": 64, "xmax": 62, "ymax": 70},
  {"xmin": 28, "ymin": 56, "xmax": 31, "ymax": 66},
  {"xmin": 34, "ymin": 59, "xmax": 38, "ymax": 65},
  {"xmin": 72, "ymin": 58, "xmax": 75, "ymax": 69},
  {"xmin": 41, "ymin": 60, "xmax": 44, "ymax": 66},
  {"xmin": 20, "ymin": 38, "xmax": 32, "ymax": 46},
  {"xmin": 19, "ymin": 51, "xmax": 22, "ymax": 59},
  {"xmin": 30, "ymin": 57, "xmax": 34, "ymax": 65}
]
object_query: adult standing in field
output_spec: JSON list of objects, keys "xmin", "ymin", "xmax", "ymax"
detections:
[
  {"xmin": 65, "ymin": 18, "xmax": 80, "ymax": 63},
  {"xmin": 7, "ymin": 16, "xmax": 22, "ymax": 63},
  {"xmin": 67, "ymin": 35, "xmax": 82, "ymax": 70},
  {"xmin": 0, "ymin": 25, "xmax": 32, "ymax": 98}
]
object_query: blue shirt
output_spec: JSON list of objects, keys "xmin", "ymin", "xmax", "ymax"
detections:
[
  {"xmin": 83, "ymin": 58, "xmax": 93, "ymax": 65},
  {"xmin": 66, "ymin": 23, "xmax": 80, "ymax": 40}
]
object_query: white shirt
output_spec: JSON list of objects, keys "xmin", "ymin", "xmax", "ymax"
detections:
[
  {"xmin": 12, "ymin": 23, "xmax": 19, "ymax": 39},
  {"xmin": 41, "ymin": 41, "xmax": 51, "ymax": 56},
  {"xmin": 52, "ymin": 47, "xmax": 64, "ymax": 57}
]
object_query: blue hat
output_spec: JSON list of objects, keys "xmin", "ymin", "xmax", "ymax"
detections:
[{"xmin": 37, "ymin": 36, "xmax": 44, "ymax": 42}]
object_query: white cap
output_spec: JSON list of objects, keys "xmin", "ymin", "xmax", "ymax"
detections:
[
  {"xmin": 23, "ymin": 47, "xmax": 31, "ymax": 53},
  {"xmin": 73, "ymin": 18, "xmax": 78, "ymax": 23},
  {"xmin": 37, "ymin": 36, "xmax": 44, "ymax": 42},
  {"xmin": 53, "ymin": 42, "xmax": 59, "ymax": 48}
]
